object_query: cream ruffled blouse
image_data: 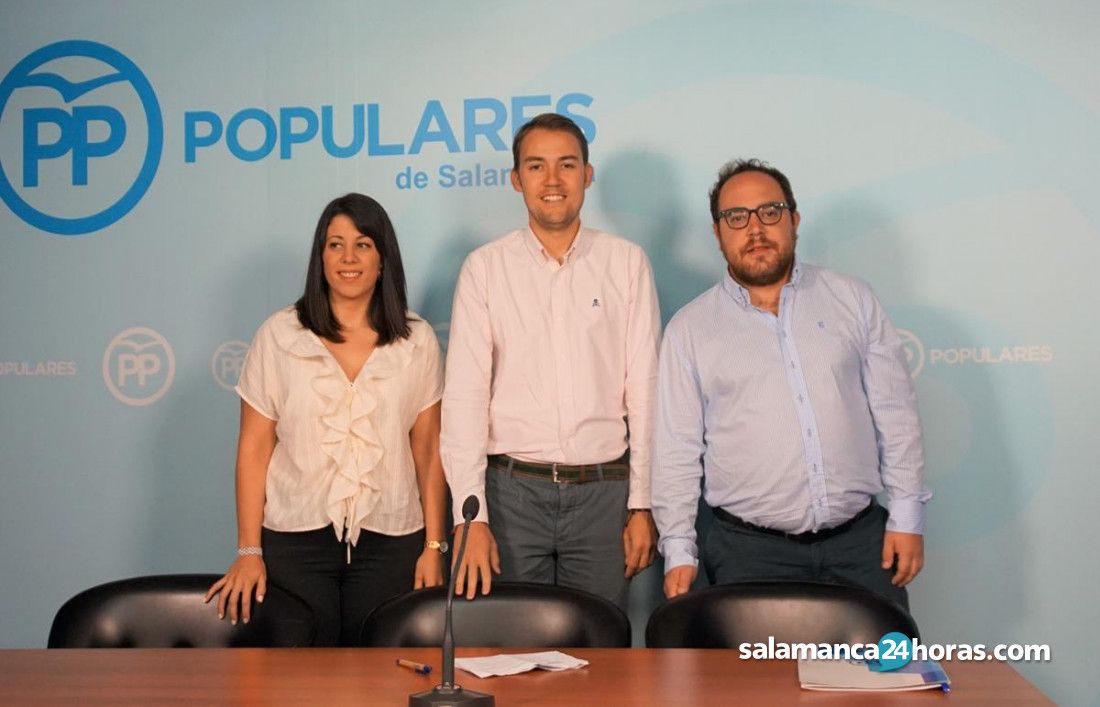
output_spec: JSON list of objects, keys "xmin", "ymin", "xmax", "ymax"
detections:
[{"xmin": 236, "ymin": 307, "xmax": 443, "ymax": 546}]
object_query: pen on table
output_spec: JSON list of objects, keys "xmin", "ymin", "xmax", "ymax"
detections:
[{"xmin": 396, "ymin": 659, "xmax": 432, "ymax": 674}]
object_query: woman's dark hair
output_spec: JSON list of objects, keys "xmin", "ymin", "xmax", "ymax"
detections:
[{"xmin": 295, "ymin": 193, "xmax": 410, "ymax": 345}]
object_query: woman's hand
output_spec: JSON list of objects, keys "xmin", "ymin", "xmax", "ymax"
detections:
[
  {"xmin": 204, "ymin": 555, "xmax": 267, "ymax": 624},
  {"xmin": 413, "ymin": 548, "xmax": 445, "ymax": 589},
  {"xmin": 409, "ymin": 402, "xmax": 447, "ymax": 590}
]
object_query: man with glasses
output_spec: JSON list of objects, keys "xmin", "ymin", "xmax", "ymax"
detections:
[
  {"xmin": 442, "ymin": 113, "xmax": 660, "ymax": 611},
  {"xmin": 651, "ymin": 159, "xmax": 930, "ymax": 609}
]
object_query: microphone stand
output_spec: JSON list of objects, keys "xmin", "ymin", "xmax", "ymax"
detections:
[{"xmin": 410, "ymin": 498, "xmax": 493, "ymax": 706}]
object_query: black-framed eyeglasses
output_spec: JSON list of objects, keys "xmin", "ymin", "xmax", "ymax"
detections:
[{"xmin": 717, "ymin": 202, "xmax": 790, "ymax": 229}]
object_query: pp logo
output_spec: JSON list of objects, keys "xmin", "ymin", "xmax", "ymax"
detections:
[
  {"xmin": 0, "ymin": 40, "xmax": 163, "ymax": 235},
  {"xmin": 210, "ymin": 340, "xmax": 248, "ymax": 392},
  {"xmin": 102, "ymin": 327, "xmax": 175, "ymax": 406},
  {"xmin": 896, "ymin": 329, "xmax": 925, "ymax": 379}
]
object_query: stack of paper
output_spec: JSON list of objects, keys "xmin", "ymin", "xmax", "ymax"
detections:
[
  {"xmin": 798, "ymin": 659, "xmax": 951, "ymax": 692},
  {"xmin": 454, "ymin": 651, "xmax": 589, "ymax": 678}
]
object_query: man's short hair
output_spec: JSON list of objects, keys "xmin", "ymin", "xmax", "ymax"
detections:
[
  {"xmin": 512, "ymin": 113, "xmax": 589, "ymax": 170},
  {"xmin": 708, "ymin": 158, "xmax": 798, "ymax": 223}
]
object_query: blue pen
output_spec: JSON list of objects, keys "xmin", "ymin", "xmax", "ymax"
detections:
[{"xmin": 396, "ymin": 659, "xmax": 433, "ymax": 674}]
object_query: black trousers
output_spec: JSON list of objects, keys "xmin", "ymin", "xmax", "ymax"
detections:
[
  {"xmin": 704, "ymin": 503, "xmax": 910, "ymax": 611},
  {"xmin": 261, "ymin": 524, "xmax": 424, "ymax": 646}
]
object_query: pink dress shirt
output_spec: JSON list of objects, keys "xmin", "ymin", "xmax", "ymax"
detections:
[{"xmin": 441, "ymin": 226, "xmax": 660, "ymax": 524}]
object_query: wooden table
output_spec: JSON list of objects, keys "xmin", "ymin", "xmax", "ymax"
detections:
[{"xmin": 0, "ymin": 647, "xmax": 1052, "ymax": 705}]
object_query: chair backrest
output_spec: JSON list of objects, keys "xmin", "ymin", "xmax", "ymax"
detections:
[
  {"xmin": 645, "ymin": 580, "xmax": 920, "ymax": 648},
  {"xmin": 360, "ymin": 582, "xmax": 631, "ymax": 648},
  {"xmin": 47, "ymin": 574, "xmax": 314, "ymax": 648}
]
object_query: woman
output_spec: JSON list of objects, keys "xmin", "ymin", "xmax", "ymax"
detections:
[{"xmin": 205, "ymin": 193, "xmax": 447, "ymax": 646}]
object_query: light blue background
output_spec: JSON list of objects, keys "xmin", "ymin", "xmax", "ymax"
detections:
[{"xmin": 1, "ymin": 2, "xmax": 1096, "ymax": 704}]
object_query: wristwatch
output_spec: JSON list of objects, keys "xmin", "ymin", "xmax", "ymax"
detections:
[{"xmin": 425, "ymin": 539, "xmax": 449, "ymax": 553}]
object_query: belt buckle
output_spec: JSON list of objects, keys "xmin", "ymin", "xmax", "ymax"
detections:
[{"xmin": 552, "ymin": 462, "xmax": 559, "ymax": 483}]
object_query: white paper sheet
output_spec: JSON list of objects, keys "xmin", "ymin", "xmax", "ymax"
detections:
[{"xmin": 454, "ymin": 651, "xmax": 589, "ymax": 678}]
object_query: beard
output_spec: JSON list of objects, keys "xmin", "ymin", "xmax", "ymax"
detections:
[{"xmin": 727, "ymin": 236, "xmax": 796, "ymax": 287}]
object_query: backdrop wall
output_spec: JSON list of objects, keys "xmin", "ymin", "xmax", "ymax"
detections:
[{"xmin": 2, "ymin": 2, "xmax": 1096, "ymax": 704}]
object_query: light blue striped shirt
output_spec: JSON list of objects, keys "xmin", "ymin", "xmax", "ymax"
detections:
[{"xmin": 653, "ymin": 262, "xmax": 931, "ymax": 571}]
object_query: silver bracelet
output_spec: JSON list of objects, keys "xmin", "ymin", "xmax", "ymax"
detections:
[{"xmin": 237, "ymin": 546, "xmax": 263, "ymax": 557}]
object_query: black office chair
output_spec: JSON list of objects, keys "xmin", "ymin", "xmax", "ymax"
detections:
[
  {"xmin": 645, "ymin": 580, "xmax": 920, "ymax": 648},
  {"xmin": 360, "ymin": 582, "xmax": 631, "ymax": 648},
  {"xmin": 47, "ymin": 574, "xmax": 315, "ymax": 648}
]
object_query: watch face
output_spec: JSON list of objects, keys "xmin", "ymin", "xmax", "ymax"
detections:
[{"xmin": 427, "ymin": 540, "xmax": 449, "ymax": 553}]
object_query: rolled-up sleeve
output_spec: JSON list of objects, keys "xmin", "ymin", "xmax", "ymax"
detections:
[
  {"xmin": 416, "ymin": 323, "xmax": 444, "ymax": 413},
  {"xmin": 235, "ymin": 320, "xmax": 280, "ymax": 421}
]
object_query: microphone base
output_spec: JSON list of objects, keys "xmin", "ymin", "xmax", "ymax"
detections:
[{"xmin": 409, "ymin": 685, "xmax": 494, "ymax": 706}]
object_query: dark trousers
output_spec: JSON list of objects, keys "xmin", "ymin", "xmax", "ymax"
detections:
[
  {"xmin": 486, "ymin": 459, "xmax": 630, "ymax": 611},
  {"xmin": 261, "ymin": 524, "xmax": 424, "ymax": 646},
  {"xmin": 703, "ymin": 503, "xmax": 909, "ymax": 611}
]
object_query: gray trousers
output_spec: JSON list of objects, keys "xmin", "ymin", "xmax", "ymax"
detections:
[
  {"xmin": 485, "ymin": 457, "xmax": 629, "ymax": 611},
  {"xmin": 703, "ymin": 503, "xmax": 910, "ymax": 611}
]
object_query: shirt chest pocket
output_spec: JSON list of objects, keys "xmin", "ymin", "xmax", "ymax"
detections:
[
  {"xmin": 701, "ymin": 342, "xmax": 786, "ymax": 404},
  {"xmin": 571, "ymin": 284, "xmax": 630, "ymax": 341},
  {"xmin": 801, "ymin": 322, "xmax": 864, "ymax": 380},
  {"xmin": 577, "ymin": 288, "xmax": 608, "ymax": 326}
]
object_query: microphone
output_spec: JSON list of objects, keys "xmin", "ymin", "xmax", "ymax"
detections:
[
  {"xmin": 409, "ymin": 495, "xmax": 493, "ymax": 706},
  {"xmin": 443, "ymin": 497, "xmax": 479, "ymax": 687},
  {"xmin": 460, "ymin": 495, "xmax": 479, "ymax": 524}
]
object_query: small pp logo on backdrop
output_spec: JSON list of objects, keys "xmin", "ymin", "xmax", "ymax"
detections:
[
  {"xmin": 0, "ymin": 40, "xmax": 163, "ymax": 235},
  {"xmin": 102, "ymin": 327, "xmax": 175, "ymax": 406},
  {"xmin": 210, "ymin": 340, "xmax": 248, "ymax": 392},
  {"xmin": 895, "ymin": 329, "xmax": 924, "ymax": 379}
]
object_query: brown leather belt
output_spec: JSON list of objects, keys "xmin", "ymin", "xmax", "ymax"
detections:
[
  {"xmin": 487, "ymin": 452, "xmax": 629, "ymax": 484},
  {"xmin": 712, "ymin": 502, "xmax": 876, "ymax": 544}
]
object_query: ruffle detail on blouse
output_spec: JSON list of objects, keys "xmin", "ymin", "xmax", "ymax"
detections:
[
  {"xmin": 276, "ymin": 310, "xmax": 421, "ymax": 547},
  {"xmin": 270, "ymin": 310, "xmax": 429, "ymax": 547}
]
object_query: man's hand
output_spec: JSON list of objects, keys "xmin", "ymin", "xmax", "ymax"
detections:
[
  {"xmin": 663, "ymin": 565, "xmax": 697, "ymax": 599},
  {"xmin": 623, "ymin": 510, "xmax": 657, "ymax": 578},
  {"xmin": 882, "ymin": 530, "xmax": 924, "ymax": 587},
  {"xmin": 452, "ymin": 521, "xmax": 500, "ymax": 599}
]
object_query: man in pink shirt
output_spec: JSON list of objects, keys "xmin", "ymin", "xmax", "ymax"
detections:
[{"xmin": 441, "ymin": 113, "xmax": 660, "ymax": 610}]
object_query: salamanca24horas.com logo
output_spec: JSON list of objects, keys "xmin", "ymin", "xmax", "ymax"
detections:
[{"xmin": 0, "ymin": 40, "xmax": 162, "ymax": 235}]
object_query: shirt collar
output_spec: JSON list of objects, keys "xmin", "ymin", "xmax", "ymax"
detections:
[
  {"xmin": 720, "ymin": 258, "xmax": 804, "ymax": 307},
  {"xmin": 522, "ymin": 224, "xmax": 588, "ymax": 264},
  {"xmin": 790, "ymin": 259, "xmax": 803, "ymax": 285},
  {"xmin": 273, "ymin": 306, "xmax": 417, "ymax": 380}
]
